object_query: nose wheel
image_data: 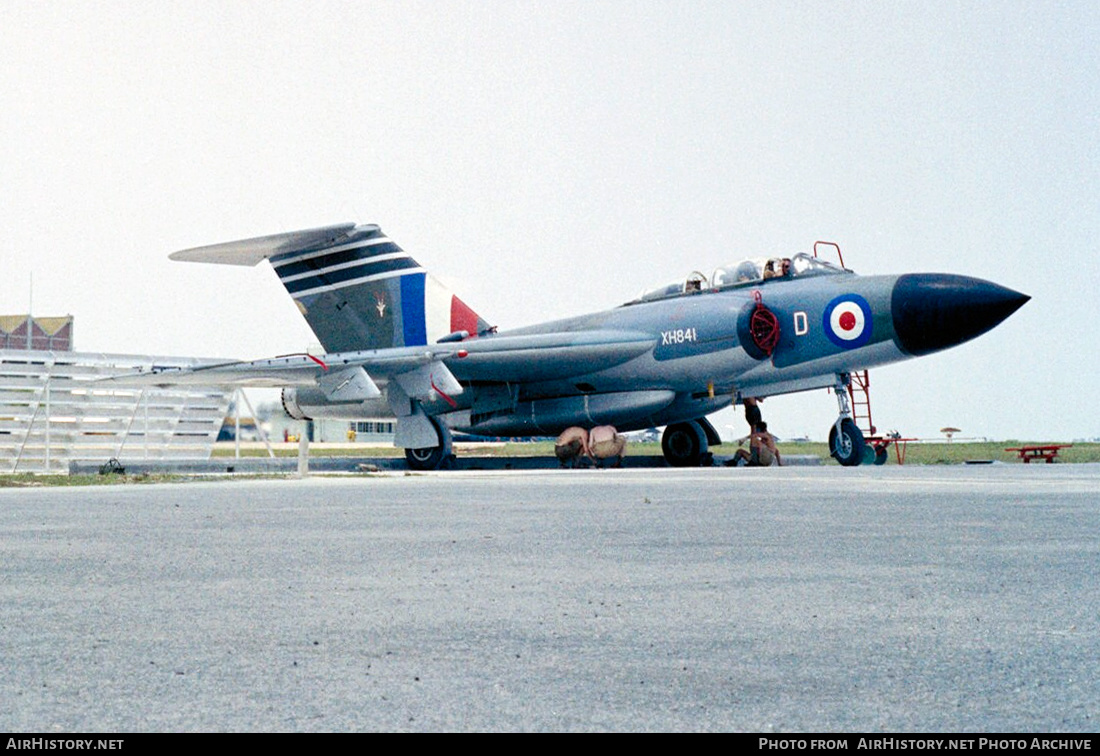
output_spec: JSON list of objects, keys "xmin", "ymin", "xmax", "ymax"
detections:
[{"xmin": 829, "ymin": 417, "xmax": 867, "ymax": 466}]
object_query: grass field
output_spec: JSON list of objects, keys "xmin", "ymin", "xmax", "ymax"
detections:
[
  {"xmin": 0, "ymin": 473, "xmax": 192, "ymax": 487},
  {"xmin": 769, "ymin": 440, "xmax": 1100, "ymax": 465}
]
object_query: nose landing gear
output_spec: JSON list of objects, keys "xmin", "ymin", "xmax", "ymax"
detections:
[{"xmin": 829, "ymin": 375, "xmax": 869, "ymax": 466}]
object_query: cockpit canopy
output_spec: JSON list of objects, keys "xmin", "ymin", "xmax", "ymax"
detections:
[{"xmin": 626, "ymin": 252, "xmax": 850, "ymax": 305}]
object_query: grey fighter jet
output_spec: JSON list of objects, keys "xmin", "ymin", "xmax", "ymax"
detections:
[{"xmin": 136, "ymin": 223, "xmax": 1028, "ymax": 468}]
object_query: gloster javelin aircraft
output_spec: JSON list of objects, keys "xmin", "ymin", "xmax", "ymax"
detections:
[{"xmin": 127, "ymin": 223, "xmax": 1028, "ymax": 469}]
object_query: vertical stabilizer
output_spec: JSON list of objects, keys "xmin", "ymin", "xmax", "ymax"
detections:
[{"xmin": 171, "ymin": 224, "xmax": 490, "ymax": 352}]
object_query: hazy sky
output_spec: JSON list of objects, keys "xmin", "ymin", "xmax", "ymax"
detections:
[{"xmin": 2, "ymin": 1, "xmax": 1097, "ymax": 441}]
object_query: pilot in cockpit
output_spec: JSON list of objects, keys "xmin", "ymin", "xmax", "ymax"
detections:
[{"xmin": 763, "ymin": 258, "xmax": 792, "ymax": 280}]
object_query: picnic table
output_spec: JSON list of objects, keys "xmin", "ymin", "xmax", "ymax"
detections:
[{"xmin": 1004, "ymin": 444, "xmax": 1073, "ymax": 463}]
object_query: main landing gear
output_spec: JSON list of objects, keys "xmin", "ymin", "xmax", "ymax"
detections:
[
  {"xmin": 404, "ymin": 415, "xmax": 454, "ymax": 471},
  {"xmin": 661, "ymin": 418, "xmax": 719, "ymax": 467},
  {"xmin": 829, "ymin": 375, "xmax": 871, "ymax": 466}
]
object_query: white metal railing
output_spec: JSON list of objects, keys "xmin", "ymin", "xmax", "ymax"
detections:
[{"xmin": 0, "ymin": 349, "xmax": 233, "ymax": 474}]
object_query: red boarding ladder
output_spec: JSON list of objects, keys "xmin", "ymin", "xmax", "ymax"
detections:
[{"xmin": 847, "ymin": 370, "xmax": 875, "ymax": 438}]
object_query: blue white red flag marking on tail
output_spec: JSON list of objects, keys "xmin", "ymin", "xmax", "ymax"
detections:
[{"xmin": 823, "ymin": 294, "xmax": 873, "ymax": 349}]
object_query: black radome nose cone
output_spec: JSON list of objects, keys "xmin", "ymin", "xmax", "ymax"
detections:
[{"xmin": 892, "ymin": 274, "xmax": 1029, "ymax": 356}]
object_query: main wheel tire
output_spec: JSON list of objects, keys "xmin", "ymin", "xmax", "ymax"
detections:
[
  {"xmin": 405, "ymin": 444, "xmax": 446, "ymax": 471},
  {"xmin": 829, "ymin": 418, "xmax": 866, "ymax": 467},
  {"xmin": 404, "ymin": 417, "xmax": 451, "ymax": 471},
  {"xmin": 662, "ymin": 421, "xmax": 708, "ymax": 467}
]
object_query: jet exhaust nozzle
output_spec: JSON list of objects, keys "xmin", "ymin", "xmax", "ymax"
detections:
[{"xmin": 891, "ymin": 274, "xmax": 1029, "ymax": 356}]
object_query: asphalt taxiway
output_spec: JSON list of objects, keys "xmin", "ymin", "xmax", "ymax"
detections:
[{"xmin": 1, "ymin": 465, "xmax": 1097, "ymax": 732}]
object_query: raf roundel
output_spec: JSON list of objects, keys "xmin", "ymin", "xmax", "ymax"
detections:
[{"xmin": 823, "ymin": 294, "xmax": 873, "ymax": 349}]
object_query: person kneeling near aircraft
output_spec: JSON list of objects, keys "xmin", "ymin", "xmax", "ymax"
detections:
[
  {"xmin": 727, "ymin": 422, "xmax": 782, "ymax": 467},
  {"xmin": 555, "ymin": 426, "xmax": 590, "ymax": 468},
  {"xmin": 588, "ymin": 425, "xmax": 627, "ymax": 468}
]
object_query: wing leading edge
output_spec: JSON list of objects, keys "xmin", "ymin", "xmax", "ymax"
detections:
[{"xmin": 101, "ymin": 329, "xmax": 657, "ymax": 408}]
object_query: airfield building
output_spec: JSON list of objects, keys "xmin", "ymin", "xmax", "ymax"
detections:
[{"xmin": 1, "ymin": 315, "xmax": 73, "ymax": 352}]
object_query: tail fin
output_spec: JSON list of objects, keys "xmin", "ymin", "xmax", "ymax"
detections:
[{"xmin": 171, "ymin": 223, "xmax": 490, "ymax": 352}]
